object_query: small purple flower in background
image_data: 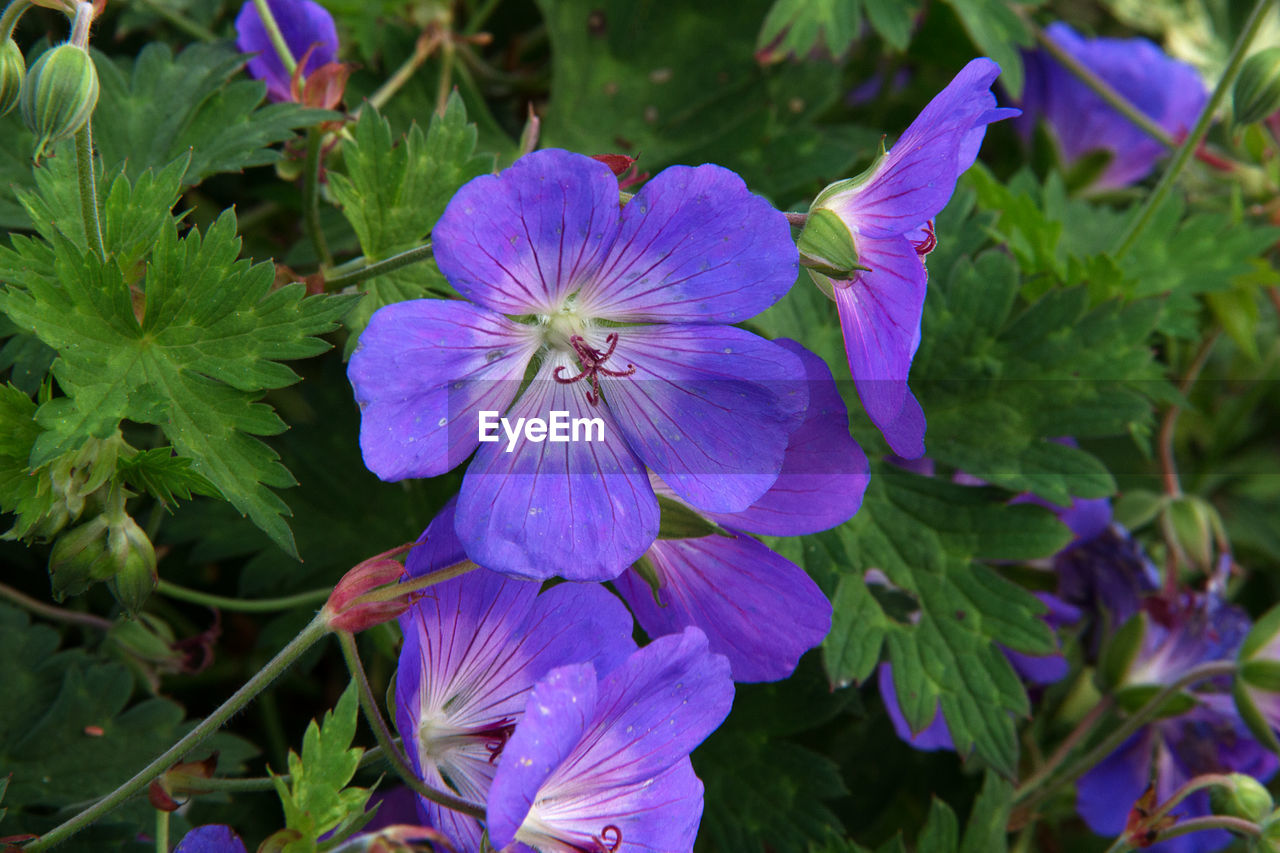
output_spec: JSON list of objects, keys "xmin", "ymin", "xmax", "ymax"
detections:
[
  {"xmin": 1016, "ymin": 22, "xmax": 1207, "ymax": 192},
  {"xmin": 485, "ymin": 627, "xmax": 734, "ymax": 853},
  {"xmin": 394, "ymin": 504, "xmax": 637, "ymax": 850},
  {"xmin": 235, "ymin": 0, "xmax": 339, "ymax": 102},
  {"xmin": 174, "ymin": 825, "xmax": 247, "ymax": 853},
  {"xmin": 615, "ymin": 339, "xmax": 868, "ymax": 682},
  {"xmin": 802, "ymin": 58, "xmax": 1018, "ymax": 458},
  {"xmin": 349, "ymin": 149, "xmax": 805, "ymax": 581}
]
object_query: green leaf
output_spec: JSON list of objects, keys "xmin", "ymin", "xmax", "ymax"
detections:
[
  {"xmin": 941, "ymin": 0, "xmax": 1032, "ymax": 97},
  {"xmin": 273, "ymin": 681, "xmax": 370, "ymax": 848},
  {"xmin": 116, "ymin": 448, "xmax": 220, "ymax": 507},
  {"xmin": 917, "ymin": 799, "xmax": 959, "ymax": 853},
  {"xmin": 2, "ymin": 210, "xmax": 356, "ymax": 555},
  {"xmin": 758, "ymin": 0, "xmax": 864, "ymax": 59},
  {"xmin": 90, "ymin": 43, "xmax": 331, "ymax": 187},
  {"xmin": 328, "ymin": 96, "xmax": 492, "ymax": 338},
  {"xmin": 0, "ymin": 383, "xmax": 59, "ymax": 540}
]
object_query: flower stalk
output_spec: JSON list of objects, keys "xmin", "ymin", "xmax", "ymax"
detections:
[
  {"xmin": 250, "ymin": 0, "xmax": 296, "ymax": 76},
  {"xmin": 322, "ymin": 242, "xmax": 435, "ymax": 291}
]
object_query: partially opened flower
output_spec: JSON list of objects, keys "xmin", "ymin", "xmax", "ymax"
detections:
[
  {"xmin": 349, "ymin": 149, "xmax": 805, "ymax": 581},
  {"xmin": 1017, "ymin": 22, "xmax": 1207, "ymax": 192},
  {"xmin": 801, "ymin": 58, "xmax": 1018, "ymax": 458},
  {"xmin": 615, "ymin": 339, "xmax": 868, "ymax": 682},
  {"xmin": 235, "ymin": 0, "xmax": 339, "ymax": 102},
  {"xmin": 394, "ymin": 504, "xmax": 637, "ymax": 850},
  {"xmin": 486, "ymin": 627, "xmax": 734, "ymax": 853}
]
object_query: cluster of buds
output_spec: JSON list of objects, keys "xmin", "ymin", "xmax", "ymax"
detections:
[{"xmin": 48, "ymin": 481, "xmax": 156, "ymax": 612}]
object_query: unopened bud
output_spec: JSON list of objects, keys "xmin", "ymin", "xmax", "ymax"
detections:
[
  {"xmin": 1162, "ymin": 495, "xmax": 1219, "ymax": 574},
  {"xmin": 1234, "ymin": 47, "xmax": 1280, "ymax": 126},
  {"xmin": 0, "ymin": 40, "xmax": 25, "ymax": 117},
  {"xmin": 1211, "ymin": 773, "xmax": 1274, "ymax": 823},
  {"xmin": 106, "ymin": 516, "xmax": 157, "ymax": 613},
  {"xmin": 47, "ymin": 515, "xmax": 111, "ymax": 599},
  {"xmin": 20, "ymin": 43, "xmax": 99, "ymax": 162},
  {"xmin": 323, "ymin": 545, "xmax": 414, "ymax": 633},
  {"xmin": 798, "ymin": 207, "xmax": 860, "ymax": 281},
  {"xmin": 148, "ymin": 752, "xmax": 218, "ymax": 811}
]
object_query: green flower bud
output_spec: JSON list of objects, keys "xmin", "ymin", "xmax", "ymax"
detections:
[
  {"xmin": 1234, "ymin": 46, "xmax": 1280, "ymax": 126},
  {"xmin": 106, "ymin": 516, "xmax": 158, "ymax": 614},
  {"xmin": 20, "ymin": 43, "xmax": 99, "ymax": 163},
  {"xmin": 0, "ymin": 39, "xmax": 24, "ymax": 117},
  {"xmin": 48, "ymin": 515, "xmax": 111, "ymax": 600},
  {"xmin": 1211, "ymin": 773, "xmax": 1274, "ymax": 823}
]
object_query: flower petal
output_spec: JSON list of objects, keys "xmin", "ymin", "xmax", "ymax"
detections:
[
  {"xmin": 703, "ymin": 338, "xmax": 868, "ymax": 535},
  {"xmin": 577, "ymin": 164, "xmax": 797, "ymax": 322},
  {"xmin": 599, "ymin": 325, "xmax": 807, "ymax": 513},
  {"xmin": 432, "ymin": 149, "xmax": 623, "ymax": 315},
  {"xmin": 454, "ymin": 356, "xmax": 659, "ymax": 580},
  {"xmin": 617, "ymin": 533, "xmax": 831, "ymax": 682},
  {"xmin": 174, "ymin": 826, "xmax": 248, "ymax": 853},
  {"xmin": 234, "ymin": 0, "xmax": 338, "ymax": 102},
  {"xmin": 348, "ymin": 299, "xmax": 538, "ymax": 481},
  {"xmin": 877, "ymin": 664, "xmax": 955, "ymax": 751},
  {"xmin": 831, "ymin": 58, "xmax": 1016, "ymax": 238},
  {"xmin": 831, "ymin": 235, "xmax": 928, "ymax": 458},
  {"xmin": 1076, "ymin": 729, "xmax": 1154, "ymax": 836}
]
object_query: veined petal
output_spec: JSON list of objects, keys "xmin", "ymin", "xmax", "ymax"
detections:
[
  {"xmin": 432, "ymin": 149, "xmax": 623, "ymax": 315},
  {"xmin": 599, "ymin": 325, "xmax": 808, "ymax": 513},
  {"xmin": 828, "ymin": 58, "xmax": 1016, "ymax": 239},
  {"xmin": 348, "ymin": 300, "xmax": 539, "ymax": 481},
  {"xmin": 577, "ymin": 164, "xmax": 797, "ymax": 322},
  {"xmin": 878, "ymin": 664, "xmax": 955, "ymax": 751},
  {"xmin": 617, "ymin": 533, "xmax": 831, "ymax": 682},
  {"xmin": 831, "ymin": 235, "xmax": 928, "ymax": 458},
  {"xmin": 235, "ymin": 0, "xmax": 338, "ymax": 102},
  {"xmin": 703, "ymin": 339, "xmax": 868, "ymax": 535},
  {"xmin": 455, "ymin": 356, "xmax": 659, "ymax": 580}
]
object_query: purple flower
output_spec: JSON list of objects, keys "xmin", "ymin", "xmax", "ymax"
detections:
[
  {"xmin": 805, "ymin": 59, "xmax": 1018, "ymax": 458},
  {"xmin": 349, "ymin": 149, "xmax": 805, "ymax": 581},
  {"xmin": 394, "ymin": 504, "xmax": 637, "ymax": 850},
  {"xmin": 1016, "ymin": 22, "xmax": 1207, "ymax": 191},
  {"xmin": 615, "ymin": 340, "xmax": 868, "ymax": 682},
  {"xmin": 485, "ymin": 627, "xmax": 734, "ymax": 853},
  {"xmin": 174, "ymin": 826, "xmax": 247, "ymax": 853},
  {"xmin": 235, "ymin": 0, "xmax": 339, "ymax": 101}
]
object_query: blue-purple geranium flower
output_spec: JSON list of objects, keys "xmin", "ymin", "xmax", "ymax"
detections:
[
  {"xmin": 393, "ymin": 507, "xmax": 637, "ymax": 850},
  {"xmin": 803, "ymin": 58, "xmax": 1018, "ymax": 458},
  {"xmin": 615, "ymin": 339, "xmax": 868, "ymax": 682},
  {"xmin": 174, "ymin": 826, "xmax": 247, "ymax": 853},
  {"xmin": 349, "ymin": 149, "xmax": 805, "ymax": 581},
  {"xmin": 1016, "ymin": 22, "xmax": 1207, "ymax": 192},
  {"xmin": 485, "ymin": 627, "xmax": 734, "ymax": 853},
  {"xmin": 235, "ymin": 0, "xmax": 339, "ymax": 102}
]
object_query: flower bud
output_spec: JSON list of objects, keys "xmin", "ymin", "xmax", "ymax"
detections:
[
  {"xmin": 1234, "ymin": 46, "xmax": 1280, "ymax": 126},
  {"xmin": 1211, "ymin": 773, "xmax": 1274, "ymax": 823},
  {"xmin": 148, "ymin": 752, "xmax": 218, "ymax": 812},
  {"xmin": 798, "ymin": 207, "xmax": 861, "ymax": 282},
  {"xmin": 47, "ymin": 515, "xmax": 111, "ymax": 599},
  {"xmin": 106, "ymin": 515, "xmax": 157, "ymax": 613},
  {"xmin": 20, "ymin": 43, "xmax": 100, "ymax": 162},
  {"xmin": 323, "ymin": 544, "xmax": 415, "ymax": 633},
  {"xmin": 0, "ymin": 39, "xmax": 25, "ymax": 117},
  {"xmin": 1161, "ymin": 495, "xmax": 1219, "ymax": 574}
]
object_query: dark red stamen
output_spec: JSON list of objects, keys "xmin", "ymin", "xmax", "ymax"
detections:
[
  {"xmin": 463, "ymin": 718, "xmax": 517, "ymax": 763},
  {"xmin": 913, "ymin": 220, "xmax": 937, "ymax": 257},
  {"xmin": 552, "ymin": 333, "xmax": 636, "ymax": 405},
  {"xmin": 567, "ymin": 826, "xmax": 623, "ymax": 853}
]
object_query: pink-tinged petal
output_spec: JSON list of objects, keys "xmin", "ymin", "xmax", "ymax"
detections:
[
  {"xmin": 235, "ymin": 0, "xmax": 338, "ymax": 102},
  {"xmin": 617, "ymin": 533, "xmax": 832, "ymax": 682},
  {"xmin": 599, "ymin": 325, "xmax": 807, "ymax": 513},
  {"xmin": 455, "ymin": 356, "xmax": 658, "ymax": 581},
  {"xmin": 432, "ymin": 150, "xmax": 623, "ymax": 315},
  {"xmin": 877, "ymin": 664, "xmax": 955, "ymax": 751},
  {"xmin": 830, "ymin": 58, "xmax": 1017, "ymax": 238},
  {"xmin": 486, "ymin": 663, "xmax": 599, "ymax": 848},
  {"xmin": 577, "ymin": 164, "xmax": 797, "ymax": 323},
  {"xmin": 348, "ymin": 300, "xmax": 539, "ymax": 481},
  {"xmin": 831, "ymin": 235, "xmax": 928, "ymax": 458},
  {"xmin": 704, "ymin": 338, "xmax": 868, "ymax": 535}
]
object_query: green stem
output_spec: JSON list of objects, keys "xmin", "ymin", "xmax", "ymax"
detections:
[
  {"xmin": 463, "ymin": 0, "xmax": 503, "ymax": 35},
  {"xmin": 75, "ymin": 124, "xmax": 105, "ymax": 259},
  {"xmin": 1147, "ymin": 773, "xmax": 1236, "ymax": 826},
  {"xmin": 200, "ymin": 741, "xmax": 395, "ymax": 792},
  {"xmin": 322, "ymin": 242, "xmax": 434, "ymax": 291},
  {"xmin": 363, "ymin": 30, "xmax": 438, "ymax": 114},
  {"xmin": 1014, "ymin": 660, "xmax": 1239, "ymax": 810},
  {"xmin": 154, "ymin": 809, "xmax": 169, "ymax": 853},
  {"xmin": 350, "ymin": 560, "xmax": 477, "ymax": 607},
  {"xmin": 0, "ymin": 0, "xmax": 31, "ymax": 39},
  {"xmin": 0, "ymin": 581, "xmax": 114, "ymax": 631},
  {"xmin": 1114, "ymin": 0, "xmax": 1273, "ymax": 257},
  {"xmin": 156, "ymin": 579, "xmax": 330, "ymax": 613},
  {"xmin": 135, "ymin": 0, "xmax": 217, "ymax": 43},
  {"xmin": 302, "ymin": 128, "xmax": 333, "ymax": 269},
  {"xmin": 1014, "ymin": 696, "xmax": 1114, "ymax": 800},
  {"xmin": 251, "ymin": 0, "xmax": 297, "ymax": 75},
  {"xmin": 1103, "ymin": 814, "xmax": 1261, "ymax": 853},
  {"xmin": 435, "ymin": 36, "xmax": 456, "ymax": 116},
  {"xmin": 24, "ymin": 614, "xmax": 330, "ymax": 852},
  {"xmin": 337, "ymin": 632, "xmax": 487, "ymax": 820}
]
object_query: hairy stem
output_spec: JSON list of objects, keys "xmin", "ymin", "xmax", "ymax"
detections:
[
  {"xmin": 251, "ymin": 0, "xmax": 297, "ymax": 75},
  {"xmin": 154, "ymin": 809, "xmax": 169, "ymax": 853},
  {"xmin": 1158, "ymin": 330, "xmax": 1221, "ymax": 499},
  {"xmin": 0, "ymin": 581, "xmax": 114, "ymax": 631},
  {"xmin": 337, "ymin": 631, "xmax": 487, "ymax": 820},
  {"xmin": 156, "ymin": 579, "xmax": 331, "ymax": 613},
  {"xmin": 1103, "ymin": 814, "xmax": 1261, "ymax": 853},
  {"xmin": 1114, "ymin": 0, "xmax": 1273, "ymax": 257},
  {"xmin": 0, "ymin": 0, "xmax": 32, "ymax": 39},
  {"xmin": 322, "ymin": 242, "xmax": 435, "ymax": 291},
  {"xmin": 75, "ymin": 124, "xmax": 106, "ymax": 259},
  {"xmin": 1013, "ymin": 696, "xmax": 1113, "ymax": 800},
  {"xmin": 23, "ymin": 614, "xmax": 330, "ymax": 851},
  {"xmin": 364, "ymin": 29, "xmax": 439, "ymax": 114},
  {"xmin": 302, "ymin": 127, "xmax": 333, "ymax": 269}
]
